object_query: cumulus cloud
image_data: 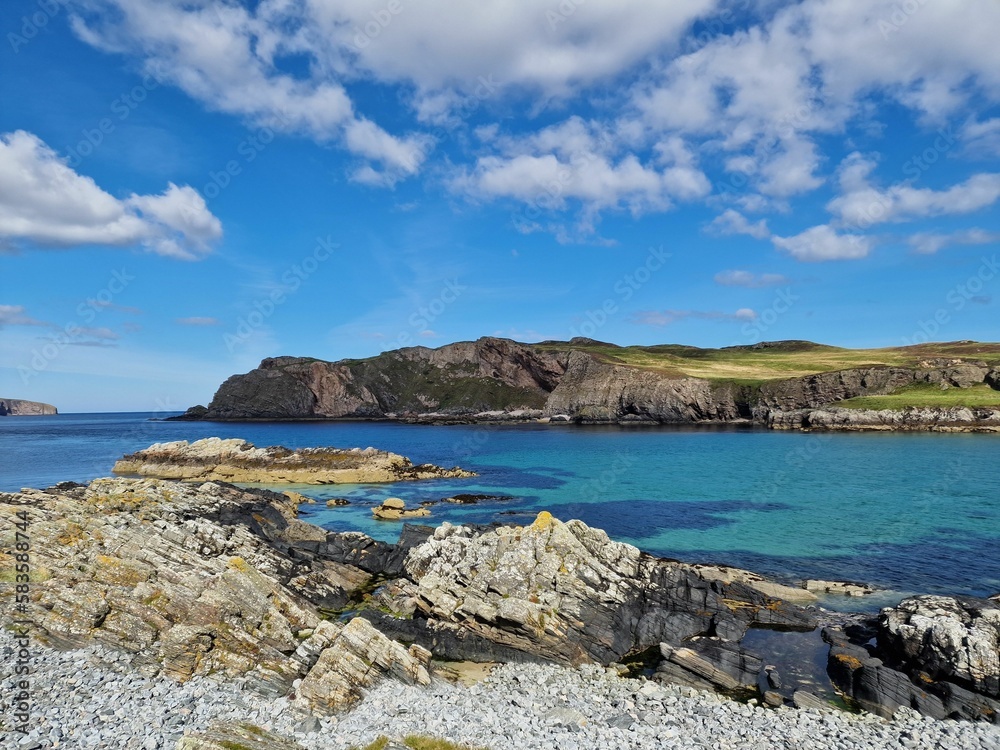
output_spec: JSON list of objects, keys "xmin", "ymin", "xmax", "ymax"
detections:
[
  {"xmin": 0, "ymin": 131, "xmax": 221, "ymax": 259},
  {"xmin": 827, "ymin": 153, "xmax": 1000, "ymax": 229},
  {"xmin": 69, "ymin": 0, "xmax": 432, "ymax": 183},
  {"xmin": 772, "ymin": 224, "xmax": 873, "ymax": 262},
  {"xmin": 714, "ymin": 270, "xmax": 790, "ymax": 288},
  {"xmin": 907, "ymin": 228, "xmax": 1000, "ymax": 255},
  {"xmin": 455, "ymin": 117, "xmax": 710, "ymax": 218},
  {"xmin": 707, "ymin": 210, "xmax": 771, "ymax": 240}
]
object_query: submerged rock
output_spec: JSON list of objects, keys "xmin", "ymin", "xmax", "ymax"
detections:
[{"xmin": 113, "ymin": 437, "xmax": 475, "ymax": 484}]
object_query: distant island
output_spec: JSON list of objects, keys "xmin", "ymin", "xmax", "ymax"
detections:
[
  {"xmin": 176, "ymin": 337, "xmax": 1000, "ymax": 432},
  {"xmin": 0, "ymin": 398, "xmax": 57, "ymax": 416}
]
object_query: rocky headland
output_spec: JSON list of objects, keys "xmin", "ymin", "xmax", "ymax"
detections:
[
  {"xmin": 0, "ymin": 398, "xmax": 57, "ymax": 416},
  {"xmin": 173, "ymin": 338, "xmax": 1000, "ymax": 432},
  {"xmin": 2, "ymin": 475, "xmax": 999, "ymax": 749},
  {"xmin": 112, "ymin": 438, "xmax": 475, "ymax": 484}
]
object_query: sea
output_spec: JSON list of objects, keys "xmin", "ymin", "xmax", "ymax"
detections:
[{"xmin": 2, "ymin": 412, "xmax": 999, "ymax": 607}]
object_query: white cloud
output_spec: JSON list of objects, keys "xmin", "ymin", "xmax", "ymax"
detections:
[
  {"xmin": 772, "ymin": 224, "xmax": 873, "ymax": 262},
  {"xmin": 0, "ymin": 131, "xmax": 222, "ymax": 259},
  {"xmin": 707, "ymin": 209, "xmax": 770, "ymax": 240},
  {"xmin": 907, "ymin": 228, "xmax": 1000, "ymax": 255},
  {"xmin": 0, "ymin": 304, "xmax": 49, "ymax": 328},
  {"xmin": 961, "ymin": 117, "xmax": 1000, "ymax": 157},
  {"xmin": 455, "ymin": 117, "xmax": 709, "ymax": 217},
  {"xmin": 176, "ymin": 317, "xmax": 221, "ymax": 326},
  {"xmin": 69, "ymin": 0, "xmax": 431, "ymax": 182},
  {"xmin": 630, "ymin": 309, "xmax": 758, "ymax": 326},
  {"xmin": 714, "ymin": 270, "xmax": 789, "ymax": 288},
  {"xmin": 827, "ymin": 153, "xmax": 1000, "ymax": 228}
]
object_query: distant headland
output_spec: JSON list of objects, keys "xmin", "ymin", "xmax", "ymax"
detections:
[
  {"xmin": 0, "ymin": 398, "xmax": 57, "ymax": 416},
  {"xmin": 174, "ymin": 337, "xmax": 1000, "ymax": 432}
]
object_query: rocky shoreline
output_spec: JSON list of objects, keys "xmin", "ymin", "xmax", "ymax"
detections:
[
  {"xmin": 5, "ymin": 631, "xmax": 999, "ymax": 750},
  {"xmin": 2, "ymin": 469, "xmax": 999, "ymax": 747},
  {"xmin": 112, "ymin": 438, "xmax": 475, "ymax": 484}
]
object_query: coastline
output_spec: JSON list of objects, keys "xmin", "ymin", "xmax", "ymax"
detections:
[{"xmin": 3, "ymin": 472, "xmax": 999, "ymax": 739}]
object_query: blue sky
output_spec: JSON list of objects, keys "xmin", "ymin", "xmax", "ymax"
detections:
[{"xmin": 1, "ymin": 0, "xmax": 999, "ymax": 412}]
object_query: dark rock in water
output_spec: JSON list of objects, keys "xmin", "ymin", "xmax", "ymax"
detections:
[
  {"xmin": 325, "ymin": 497, "xmax": 350, "ymax": 506},
  {"xmin": 441, "ymin": 493, "xmax": 515, "ymax": 504},
  {"xmin": 655, "ymin": 638, "xmax": 762, "ymax": 694}
]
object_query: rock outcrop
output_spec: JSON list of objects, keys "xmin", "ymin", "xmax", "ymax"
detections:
[
  {"xmin": 765, "ymin": 407, "xmax": 1000, "ymax": 432},
  {"xmin": 0, "ymin": 398, "xmax": 57, "ymax": 416},
  {"xmin": 372, "ymin": 497, "xmax": 431, "ymax": 521},
  {"xmin": 176, "ymin": 338, "xmax": 1000, "ymax": 431},
  {"xmin": 113, "ymin": 438, "xmax": 475, "ymax": 484},
  {"xmin": 826, "ymin": 596, "xmax": 1000, "ymax": 723}
]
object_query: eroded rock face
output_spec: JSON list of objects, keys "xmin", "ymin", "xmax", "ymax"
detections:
[
  {"xmin": 543, "ymin": 352, "xmax": 745, "ymax": 423},
  {"xmin": 295, "ymin": 618, "xmax": 431, "ymax": 712},
  {"xmin": 881, "ymin": 596, "xmax": 1000, "ymax": 698},
  {"xmin": 825, "ymin": 596, "xmax": 1000, "ymax": 723},
  {"xmin": 765, "ymin": 407, "xmax": 1000, "ymax": 432},
  {"xmin": 398, "ymin": 512, "xmax": 815, "ymax": 666},
  {"xmin": 113, "ymin": 438, "xmax": 475, "ymax": 484}
]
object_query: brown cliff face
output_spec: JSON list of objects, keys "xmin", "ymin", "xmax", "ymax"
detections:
[
  {"xmin": 0, "ymin": 398, "xmax": 57, "ymax": 416},
  {"xmin": 182, "ymin": 338, "xmax": 1000, "ymax": 429},
  {"xmin": 543, "ymin": 351, "xmax": 746, "ymax": 422}
]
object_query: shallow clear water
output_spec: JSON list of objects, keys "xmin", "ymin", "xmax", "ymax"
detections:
[{"xmin": 2, "ymin": 412, "xmax": 998, "ymax": 601}]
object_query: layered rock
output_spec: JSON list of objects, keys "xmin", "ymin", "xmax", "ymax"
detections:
[
  {"xmin": 826, "ymin": 596, "xmax": 1000, "ymax": 723},
  {"xmin": 0, "ymin": 478, "xmax": 421, "ymax": 712},
  {"xmin": 0, "ymin": 398, "xmax": 57, "ymax": 416},
  {"xmin": 379, "ymin": 512, "xmax": 815, "ymax": 667},
  {"xmin": 765, "ymin": 407, "xmax": 1000, "ymax": 432},
  {"xmin": 113, "ymin": 438, "xmax": 474, "ymax": 484}
]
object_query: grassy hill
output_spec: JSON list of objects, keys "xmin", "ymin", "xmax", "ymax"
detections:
[{"xmin": 534, "ymin": 339, "xmax": 1000, "ymax": 385}]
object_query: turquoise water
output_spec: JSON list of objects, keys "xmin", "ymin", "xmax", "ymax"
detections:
[{"xmin": 1, "ymin": 412, "xmax": 998, "ymax": 600}]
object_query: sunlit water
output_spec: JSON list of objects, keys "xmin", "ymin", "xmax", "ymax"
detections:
[{"xmin": 2, "ymin": 412, "xmax": 998, "ymax": 603}]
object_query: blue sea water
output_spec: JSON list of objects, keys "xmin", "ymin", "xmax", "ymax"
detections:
[{"xmin": 1, "ymin": 412, "xmax": 998, "ymax": 601}]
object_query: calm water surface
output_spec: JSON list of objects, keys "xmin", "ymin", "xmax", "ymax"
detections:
[{"xmin": 2, "ymin": 412, "xmax": 998, "ymax": 601}]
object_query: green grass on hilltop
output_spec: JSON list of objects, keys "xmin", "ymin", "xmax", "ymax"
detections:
[
  {"xmin": 837, "ymin": 382, "xmax": 1000, "ymax": 410},
  {"xmin": 535, "ymin": 340, "xmax": 1000, "ymax": 383}
]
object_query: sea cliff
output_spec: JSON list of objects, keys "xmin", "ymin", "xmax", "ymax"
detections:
[
  {"xmin": 175, "ymin": 337, "xmax": 1000, "ymax": 432},
  {"xmin": 0, "ymin": 398, "xmax": 57, "ymax": 416}
]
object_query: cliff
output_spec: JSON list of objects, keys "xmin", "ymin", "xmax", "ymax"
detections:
[
  {"xmin": 177, "ymin": 337, "xmax": 1000, "ymax": 431},
  {"xmin": 0, "ymin": 398, "xmax": 57, "ymax": 416}
]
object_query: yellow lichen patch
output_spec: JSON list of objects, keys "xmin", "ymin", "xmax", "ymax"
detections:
[
  {"xmin": 834, "ymin": 653, "xmax": 864, "ymax": 671},
  {"xmin": 93, "ymin": 554, "xmax": 147, "ymax": 587},
  {"xmin": 227, "ymin": 556, "xmax": 254, "ymax": 573},
  {"xmin": 55, "ymin": 522, "xmax": 87, "ymax": 546},
  {"xmin": 530, "ymin": 511, "xmax": 556, "ymax": 531}
]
